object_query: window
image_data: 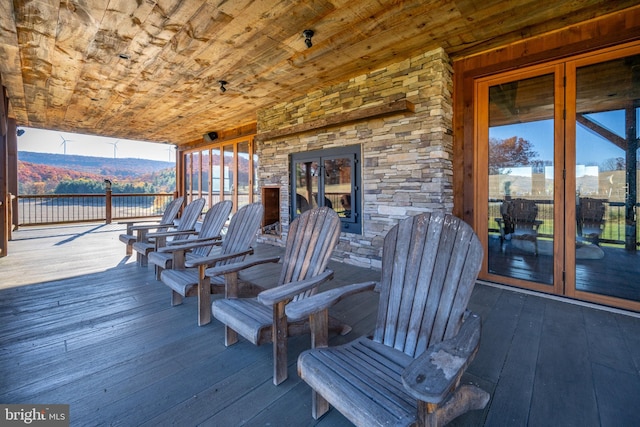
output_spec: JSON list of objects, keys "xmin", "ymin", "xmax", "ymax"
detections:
[
  {"xmin": 182, "ymin": 136, "xmax": 257, "ymax": 212},
  {"xmin": 291, "ymin": 145, "xmax": 362, "ymax": 234}
]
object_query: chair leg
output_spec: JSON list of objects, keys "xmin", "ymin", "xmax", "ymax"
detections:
[
  {"xmin": 223, "ymin": 270, "xmax": 240, "ymax": 346},
  {"xmin": 198, "ymin": 276, "xmax": 211, "ymax": 326},
  {"xmin": 225, "ymin": 326, "xmax": 238, "ymax": 346},
  {"xmin": 310, "ymin": 309, "xmax": 330, "ymax": 418},
  {"xmin": 312, "ymin": 390, "xmax": 330, "ymax": 420},
  {"xmin": 273, "ymin": 301, "xmax": 288, "ymax": 385},
  {"xmin": 171, "ymin": 290, "xmax": 183, "ymax": 306}
]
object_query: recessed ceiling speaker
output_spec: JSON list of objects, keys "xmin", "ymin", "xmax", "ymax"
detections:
[{"xmin": 204, "ymin": 131, "xmax": 218, "ymax": 142}]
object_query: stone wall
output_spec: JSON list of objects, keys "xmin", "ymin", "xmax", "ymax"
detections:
[{"xmin": 256, "ymin": 47, "xmax": 453, "ymax": 269}]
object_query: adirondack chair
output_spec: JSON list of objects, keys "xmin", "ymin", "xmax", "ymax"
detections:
[
  {"xmin": 495, "ymin": 198, "xmax": 543, "ymax": 254},
  {"xmin": 577, "ymin": 197, "xmax": 606, "ymax": 245},
  {"xmin": 159, "ymin": 202, "xmax": 264, "ymax": 326},
  {"xmin": 287, "ymin": 212, "xmax": 489, "ymax": 427},
  {"xmin": 147, "ymin": 200, "xmax": 232, "ymax": 280},
  {"xmin": 132, "ymin": 198, "xmax": 205, "ymax": 266},
  {"xmin": 118, "ymin": 196, "xmax": 183, "ymax": 257},
  {"xmin": 211, "ymin": 206, "xmax": 342, "ymax": 385}
]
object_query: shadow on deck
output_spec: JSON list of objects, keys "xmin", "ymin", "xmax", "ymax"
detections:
[{"xmin": 1, "ymin": 223, "xmax": 639, "ymax": 426}]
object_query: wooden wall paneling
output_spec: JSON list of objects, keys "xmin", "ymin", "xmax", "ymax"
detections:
[
  {"xmin": 1, "ymin": 85, "xmax": 8, "ymax": 256},
  {"xmin": 452, "ymin": 6, "xmax": 640, "ymax": 227},
  {"xmin": 7, "ymin": 118, "xmax": 17, "ymax": 235}
]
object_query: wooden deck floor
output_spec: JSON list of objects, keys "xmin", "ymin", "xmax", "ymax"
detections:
[{"xmin": 1, "ymin": 223, "xmax": 639, "ymax": 426}]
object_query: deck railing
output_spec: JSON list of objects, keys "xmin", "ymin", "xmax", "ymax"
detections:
[
  {"xmin": 16, "ymin": 192, "xmax": 176, "ymax": 226},
  {"xmin": 489, "ymin": 198, "xmax": 639, "ymax": 248}
]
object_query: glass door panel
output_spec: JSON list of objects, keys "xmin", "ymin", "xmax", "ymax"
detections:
[
  {"xmin": 293, "ymin": 160, "xmax": 319, "ymax": 215},
  {"xmin": 185, "ymin": 152, "xmax": 193, "ymax": 203},
  {"xmin": 223, "ymin": 145, "xmax": 234, "ymax": 201},
  {"xmin": 487, "ymin": 73, "xmax": 556, "ymax": 286},
  {"xmin": 573, "ymin": 54, "xmax": 640, "ymax": 302},
  {"xmin": 201, "ymin": 150, "xmax": 210, "ymax": 207},
  {"xmin": 237, "ymin": 141, "xmax": 250, "ymax": 208},
  {"xmin": 324, "ymin": 156, "xmax": 354, "ymax": 222},
  {"xmin": 210, "ymin": 148, "xmax": 221, "ymax": 205},
  {"xmin": 191, "ymin": 151, "xmax": 201, "ymax": 200}
]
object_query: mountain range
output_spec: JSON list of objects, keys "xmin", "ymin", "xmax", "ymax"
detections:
[
  {"xmin": 19, "ymin": 151, "xmax": 174, "ymax": 176},
  {"xmin": 18, "ymin": 151, "xmax": 175, "ymax": 194}
]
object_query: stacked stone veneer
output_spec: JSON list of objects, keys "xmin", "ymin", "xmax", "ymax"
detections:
[{"xmin": 256, "ymin": 47, "xmax": 453, "ymax": 269}]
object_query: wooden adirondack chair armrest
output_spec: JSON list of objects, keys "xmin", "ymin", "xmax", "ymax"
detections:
[
  {"xmin": 120, "ymin": 219, "xmax": 159, "ymax": 226},
  {"xmin": 148, "ymin": 229, "xmax": 196, "ymax": 239},
  {"xmin": 120, "ymin": 220, "xmax": 156, "ymax": 233},
  {"xmin": 285, "ymin": 281, "xmax": 377, "ymax": 320},
  {"xmin": 166, "ymin": 235, "xmax": 221, "ymax": 247},
  {"xmin": 186, "ymin": 248, "xmax": 259, "ymax": 269},
  {"xmin": 203, "ymin": 255, "xmax": 280, "ymax": 277},
  {"xmin": 401, "ymin": 312, "xmax": 482, "ymax": 404},
  {"xmin": 159, "ymin": 238, "xmax": 221, "ymax": 253},
  {"xmin": 257, "ymin": 270, "xmax": 335, "ymax": 307},
  {"xmin": 128, "ymin": 222, "xmax": 167, "ymax": 232}
]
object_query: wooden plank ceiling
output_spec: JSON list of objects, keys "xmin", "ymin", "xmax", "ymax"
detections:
[{"xmin": 0, "ymin": 0, "xmax": 637, "ymax": 148}]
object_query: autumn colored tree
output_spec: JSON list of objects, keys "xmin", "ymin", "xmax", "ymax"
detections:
[{"xmin": 489, "ymin": 136, "xmax": 539, "ymax": 174}]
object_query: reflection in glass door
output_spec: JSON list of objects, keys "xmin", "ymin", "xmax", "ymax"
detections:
[
  {"xmin": 237, "ymin": 141, "xmax": 250, "ymax": 208},
  {"xmin": 293, "ymin": 160, "xmax": 319, "ymax": 214},
  {"xmin": 477, "ymin": 45, "xmax": 640, "ymax": 310},
  {"xmin": 570, "ymin": 52, "xmax": 640, "ymax": 304},
  {"xmin": 485, "ymin": 72, "xmax": 559, "ymax": 287}
]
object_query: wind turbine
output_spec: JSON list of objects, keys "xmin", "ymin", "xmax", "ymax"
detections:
[
  {"xmin": 59, "ymin": 134, "xmax": 74, "ymax": 155},
  {"xmin": 106, "ymin": 139, "xmax": 120, "ymax": 158},
  {"xmin": 165, "ymin": 145, "xmax": 176, "ymax": 162}
]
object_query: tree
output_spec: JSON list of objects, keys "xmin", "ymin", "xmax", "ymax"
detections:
[
  {"xmin": 600, "ymin": 157, "xmax": 625, "ymax": 171},
  {"xmin": 489, "ymin": 136, "xmax": 539, "ymax": 174}
]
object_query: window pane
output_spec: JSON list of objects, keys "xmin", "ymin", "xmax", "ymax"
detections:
[
  {"xmin": 574, "ymin": 55, "xmax": 640, "ymax": 302},
  {"xmin": 487, "ymin": 73, "xmax": 555, "ymax": 285},
  {"xmin": 237, "ymin": 141, "xmax": 250, "ymax": 208},
  {"xmin": 185, "ymin": 153, "xmax": 193, "ymax": 202},
  {"xmin": 223, "ymin": 145, "xmax": 234, "ymax": 199},
  {"xmin": 201, "ymin": 150, "xmax": 210, "ymax": 207},
  {"xmin": 192, "ymin": 151, "xmax": 200, "ymax": 198},
  {"xmin": 324, "ymin": 157, "xmax": 353, "ymax": 221},
  {"xmin": 295, "ymin": 160, "xmax": 318, "ymax": 213},
  {"xmin": 210, "ymin": 148, "xmax": 221, "ymax": 204}
]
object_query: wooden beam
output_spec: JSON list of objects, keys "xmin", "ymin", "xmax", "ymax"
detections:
[
  {"xmin": 256, "ymin": 99, "xmax": 415, "ymax": 141},
  {"xmin": 576, "ymin": 113, "xmax": 627, "ymax": 150}
]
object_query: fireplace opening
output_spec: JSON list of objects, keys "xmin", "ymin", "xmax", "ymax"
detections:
[{"xmin": 261, "ymin": 186, "xmax": 280, "ymax": 235}]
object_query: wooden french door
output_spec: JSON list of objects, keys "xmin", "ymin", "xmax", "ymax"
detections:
[{"xmin": 475, "ymin": 42, "xmax": 640, "ymax": 311}]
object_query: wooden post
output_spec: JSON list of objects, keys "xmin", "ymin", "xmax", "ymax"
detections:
[
  {"xmin": 625, "ymin": 107, "xmax": 637, "ymax": 251},
  {"xmin": 0, "ymin": 86, "xmax": 8, "ymax": 257},
  {"xmin": 104, "ymin": 179, "xmax": 112, "ymax": 224}
]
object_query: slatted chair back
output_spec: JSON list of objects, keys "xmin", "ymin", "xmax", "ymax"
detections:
[
  {"xmin": 579, "ymin": 197, "xmax": 606, "ymax": 226},
  {"xmin": 277, "ymin": 206, "xmax": 341, "ymax": 302},
  {"xmin": 373, "ymin": 212, "xmax": 483, "ymax": 358},
  {"xmin": 118, "ymin": 196, "xmax": 184, "ymax": 254},
  {"xmin": 190, "ymin": 200, "xmax": 233, "ymax": 257},
  {"xmin": 509, "ymin": 198, "xmax": 538, "ymax": 225},
  {"xmin": 172, "ymin": 198, "xmax": 206, "ymax": 241},
  {"xmin": 159, "ymin": 197, "xmax": 185, "ymax": 227},
  {"xmin": 217, "ymin": 203, "xmax": 264, "ymax": 264}
]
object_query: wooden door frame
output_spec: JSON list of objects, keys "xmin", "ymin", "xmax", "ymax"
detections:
[
  {"xmin": 474, "ymin": 64, "xmax": 565, "ymax": 296},
  {"xmin": 453, "ymin": 8, "xmax": 640, "ymax": 311}
]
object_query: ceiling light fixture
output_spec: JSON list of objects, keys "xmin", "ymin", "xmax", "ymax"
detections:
[
  {"xmin": 219, "ymin": 80, "xmax": 227, "ymax": 93},
  {"xmin": 303, "ymin": 29, "xmax": 314, "ymax": 48}
]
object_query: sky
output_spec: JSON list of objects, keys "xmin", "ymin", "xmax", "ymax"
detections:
[
  {"xmin": 17, "ymin": 127, "xmax": 176, "ymax": 162},
  {"xmin": 489, "ymin": 109, "xmax": 637, "ymax": 166}
]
